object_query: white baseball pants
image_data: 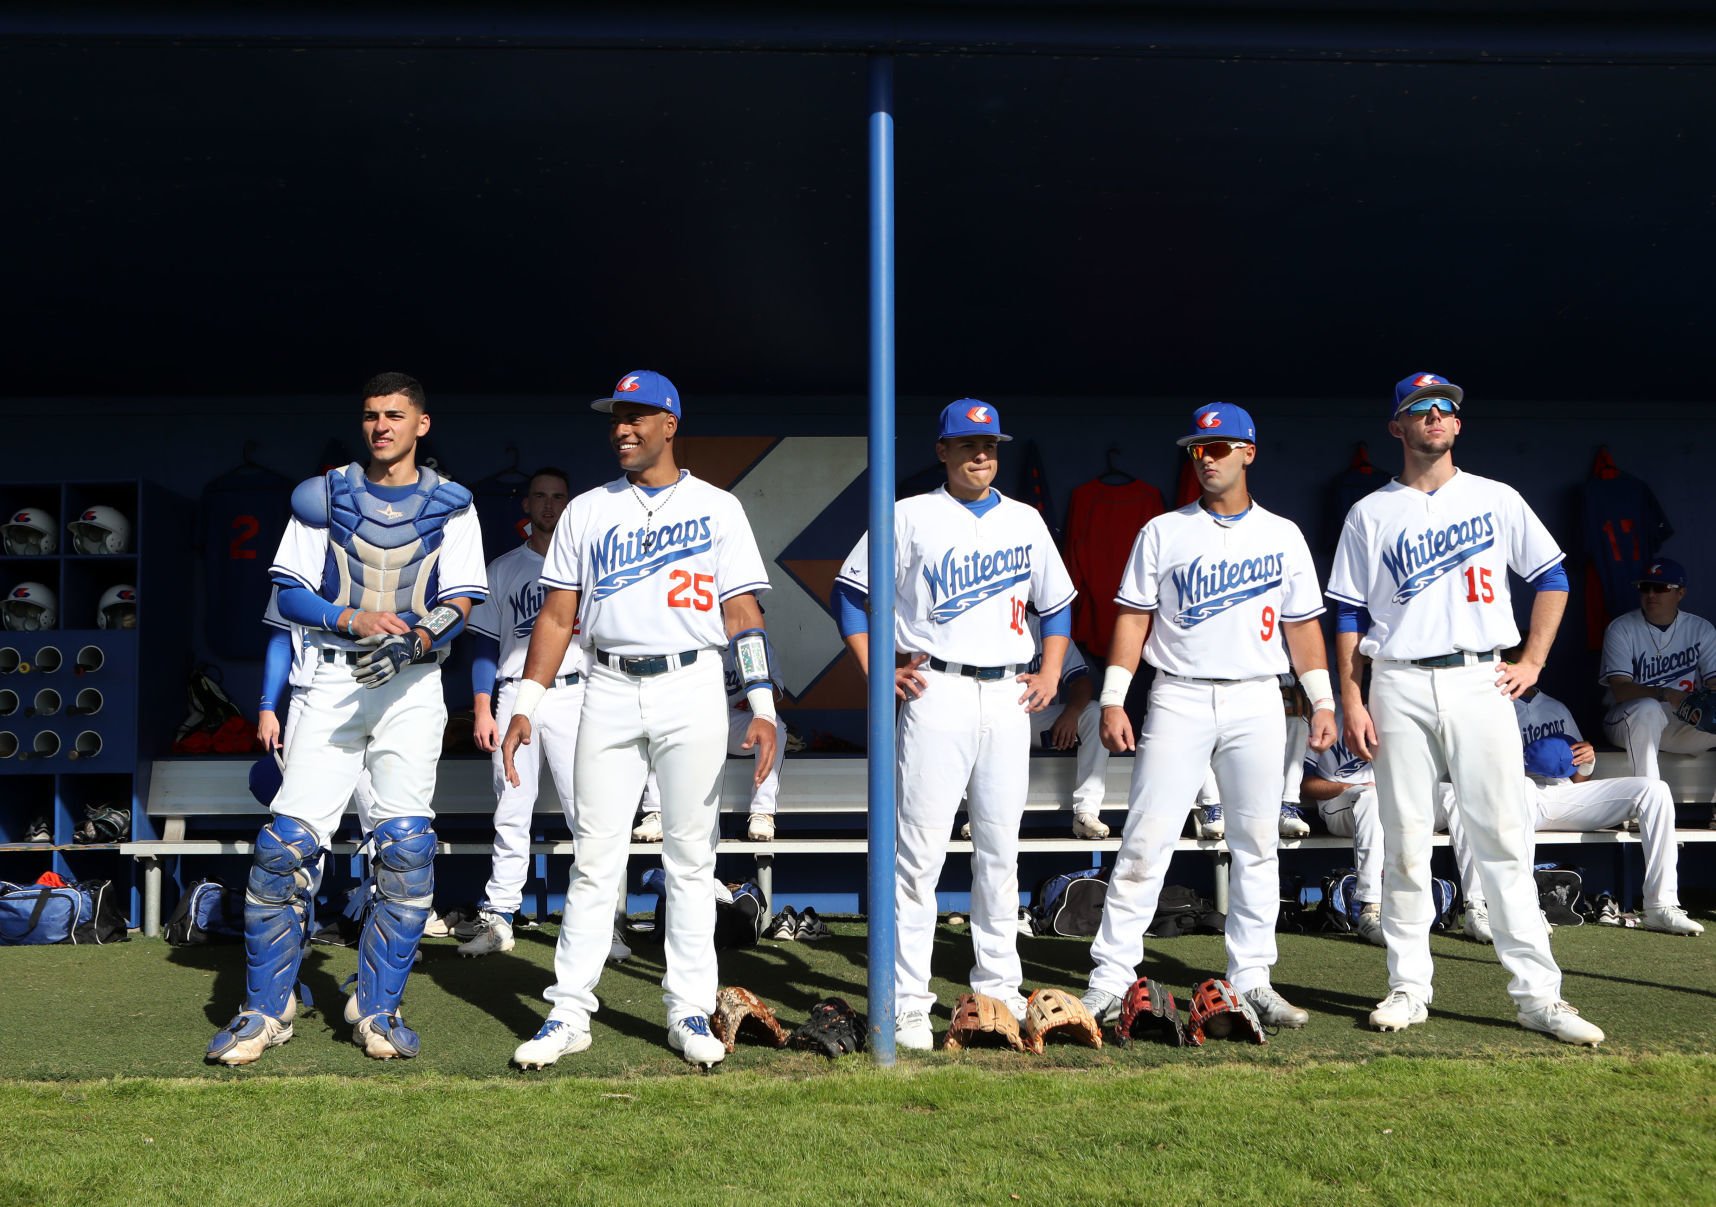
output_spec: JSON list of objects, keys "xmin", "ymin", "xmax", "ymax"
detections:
[
  {"xmin": 895, "ymin": 667, "xmax": 1031, "ymax": 1015},
  {"xmin": 640, "ymin": 707, "xmax": 786, "ymax": 815},
  {"xmin": 1318, "ymin": 784, "xmax": 1382, "ymax": 904},
  {"xmin": 1089, "ymin": 675, "xmax": 1285, "ymax": 997},
  {"xmin": 1604, "ymin": 698, "xmax": 1716, "ymax": 787},
  {"xmin": 1197, "ymin": 715, "xmax": 1308, "ymax": 809},
  {"xmin": 1027, "ymin": 700, "xmax": 1108, "ymax": 816},
  {"xmin": 481, "ymin": 677, "xmax": 583, "ymax": 915},
  {"xmin": 280, "ymin": 687, "xmax": 377, "ymax": 832},
  {"xmin": 1370, "ymin": 659, "xmax": 1560, "ymax": 1010},
  {"xmin": 545, "ymin": 653, "xmax": 727, "ymax": 1028}
]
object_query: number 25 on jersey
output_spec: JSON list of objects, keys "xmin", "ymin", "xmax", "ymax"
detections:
[{"xmin": 667, "ymin": 570, "xmax": 715, "ymax": 611}]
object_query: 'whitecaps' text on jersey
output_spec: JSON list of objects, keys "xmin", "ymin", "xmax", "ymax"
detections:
[
  {"xmin": 1170, "ymin": 554, "xmax": 1284, "ymax": 627},
  {"xmin": 923, "ymin": 545, "xmax": 1034, "ymax": 623},
  {"xmin": 589, "ymin": 518, "xmax": 715, "ymax": 601},
  {"xmin": 1379, "ymin": 512, "xmax": 1496, "ymax": 604}
]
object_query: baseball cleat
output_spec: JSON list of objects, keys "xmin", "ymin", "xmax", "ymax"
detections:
[
  {"xmin": 1196, "ymin": 804, "xmax": 1224, "ymax": 840},
  {"xmin": 1244, "ymin": 986, "xmax": 1309, "ymax": 1029},
  {"xmin": 457, "ymin": 909, "xmax": 514, "ymax": 957},
  {"xmin": 1464, "ymin": 901, "xmax": 1493, "ymax": 944},
  {"xmin": 353, "ymin": 1012, "xmax": 421, "ymax": 1060},
  {"xmin": 764, "ymin": 906, "xmax": 799, "ymax": 941},
  {"xmin": 513, "ymin": 1019, "xmax": 592, "ymax": 1069},
  {"xmin": 1369, "ymin": 990, "xmax": 1428, "ymax": 1032},
  {"xmin": 745, "ymin": 812, "xmax": 776, "ymax": 842},
  {"xmin": 1278, "ymin": 804, "xmax": 1311, "ymax": 838},
  {"xmin": 1356, "ymin": 902, "xmax": 1385, "ymax": 947},
  {"xmin": 1002, "ymin": 994, "xmax": 1029, "ymax": 1023},
  {"xmin": 668, "ymin": 1015, "xmax": 726, "ymax": 1067},
  {"xmin": 609, "ymin": 925, "xmax": 633, "ymax": 961},
  {"xmin": 1080, "ymin": 988, "xmax": 1123, "ymax": 1026},
  {"xmin": 896, "ymin": 1010, "xmax": 934, "ymax": 1051},
  {"xmin": 1016, "ymin": 907, "xmax": 1035, "ymax": 936},
  {"xmin": 1517, "ymin": 1001, "xmax": 1604, "ymax": 1046},
  {"xmin": 958, "ymin": 820, "xmax": 972, "ymax": 840},
  {"xmin": 631, "ymin": 812, "xmax": 663, "ymax": 843},
  {"xmin": 206, "ymin": 1001, "xmax": 296, "ymax": 1065},
  {"xmin": 795, "ymin": 907, "xmax": 831, "ymax": 941},
  {"xmin": 1643, "ymin": 905, "xmax": 1704, "ymax": 936},
  {"xmin": 1072, "ymin": 812, "xmax": 1110, "ymax": 840}
]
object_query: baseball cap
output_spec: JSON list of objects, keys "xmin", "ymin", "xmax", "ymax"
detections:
[
  {"xmin": 1393, "ymin": 371, "xmax": 1464, "ymax": 416},
  {"xmin": 1175, "ymin": 402, "xmax": 1258, "ymax": 447},
  {"xmin": 248, "ymin": 750, "xmax": 286, "ymax": 807},
  {"xmin": 1636, "ymin": 558, "xmax": 1686, "ymax": 589},
  {"xmin": 591, "ymin": 370, "xmax": 681, "ymax": 419},
  {"xmin": 1522, "ymin": 736, "xmax": 1576, "ymax": 780},
  {"xmin": 938, "ymin": 399, "xmax": 1011, "ymax": 442}
]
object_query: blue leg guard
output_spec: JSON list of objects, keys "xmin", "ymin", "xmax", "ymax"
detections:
[
  {"xmin": 241, "ymin": 815, "xmax": 323, "ymax": 1019},
  {"xmin": 355, "ymin": 816, "xmax": 435, "ymax": 1049}
]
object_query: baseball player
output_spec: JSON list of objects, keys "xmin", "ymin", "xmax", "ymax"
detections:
[
  {"xmin": 1192, "ymin": 677, "xmax": 1314, "ymax": 840},
  {"xmin": 1329, "ymin": 371, "xmax": 1603, "ymax": 1044},
  {"xmin": 1079, "ymin": 403, "xmax": 1336, "ymax": 1033},
  {"xmin": 1599, "ymin": 558, "xmax": 1716, "ymax": 785},
  {"xmin": 1300, "ymin": 719, "xmax": 1385, "ymax": 945},
  {"xmin": 208, "ymin": 372, "xmax": 487, "ymax": 1065},
  {"xmin": 634, "ymin": 640, "xmax": 787, "ymax": 843},
  {"xmin": 463, "ymin": 468, "xmax": 631, "ymax": 961},
  {"xmin": 503, "ymin": 370, "xmax": 776, "ymax": 1070},
  {"xmin": 834, "ymin": 399, "xmax": 1076, "ymax": 1050}
]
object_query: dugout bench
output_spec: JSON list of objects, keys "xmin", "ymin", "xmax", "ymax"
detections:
[{"xmin": 126, "ymin": 750, "xmax": 1716, "ymax": 937}]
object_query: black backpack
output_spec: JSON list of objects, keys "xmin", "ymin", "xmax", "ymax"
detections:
[
  {"xmin": 164, "ymin": 879, "xmax": 245, "ymax": 946},
  {"xmin": 1146, "ymin": 884, "xmax": 1224, "ymax": 938},
  {"xmin": 1031, "ymin": 868, "xmax": 1110, "ymax": 937}
]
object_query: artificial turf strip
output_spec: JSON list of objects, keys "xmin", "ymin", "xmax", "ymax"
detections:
[
  {"xmin": 0, "ymin": 913, "xmax": 1712, "ymax": 1079},
  {"xmin": 1, "ymin": 1056, "xmax": 1712, "ymax": 1205}
]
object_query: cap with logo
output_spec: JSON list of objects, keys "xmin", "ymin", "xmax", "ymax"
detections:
[
  {"xmin": 1636, "ymin": 558, "xmax": 1686, "ymax": 589},
  {"xmin": 591, "ymin": 370, "xmax": 681, "ymax": 419},
  {"xmin": 1392, "ymin": 371, "xmax": 1464, "ymax": 416},
  {"xmin": 1175, "ymin": 402, "xmax": 1258, "ymax": 447},
  {"xmin": 938, "ymin": 399, "xmax": 1011, "ymax": 442}
]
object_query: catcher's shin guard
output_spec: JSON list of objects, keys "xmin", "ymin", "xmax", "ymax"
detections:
[
  {"xmin": 354, "ymin": 816, "xmax": 435, "ymax": 1045},
  {"xmin": 240, "ymin": 815, "xmax": 323, "ymax": 1019}
]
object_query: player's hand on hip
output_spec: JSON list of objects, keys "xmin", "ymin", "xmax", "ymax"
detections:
[
  {"xmin": 350, "ymin": 610, "xmax": 411, "ymax": 639},
  {"xmin": 1049, "ymin": 707, "xmax": 1078, "ymax": 749},
  {"xmin": 1495, "ymin": 656, "xmax": 1542, "ymax": 700},
  {"xmin": 1015, "ymin": 670, "xmax": 1057, "ymax": 714},
  {"xmin": 500, "ymin": 716, "xmax": 533, "ymax": 787},
  {"xmin": 741, "ymin": 717, "xmax": 778, "ymax": 787},
  {"xmin": 1307, "ymin": 707, "xmax": 1338, "ymax": 753},
  {"xmin": 256, "ymin": 709, "xmax": 281, "ymax": 751},
  {"xmin": 472, "ymin": 708, "xmax": 499, "ymax": 753},
  {"xmin": 1099, "ymin": 705, "xmax": 1135, "ymax": 753},
  {"xmin": 1344, "ymin": 704, "xmax": 1378, "ymax": 761},
  {"xmin": 896, "ymin": 653, "xmax": 929, "ymax": 701}
]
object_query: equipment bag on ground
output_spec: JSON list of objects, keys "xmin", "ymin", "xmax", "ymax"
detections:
[
  {"xmin": 1534, "ymin": 864, "xmax": 1587, "ymax": 926},
  {"xmin": 0, "ymin": 877, "xmax": 129, "ymax": 945},
  {"xmin": 164, "ymin": 878, "xmax": 245, "ymax": 946},
  {"xmin": 1146, "ymin": 884, "xmax": 1224, "ymax": 938},
  {"xmin": 1031, "ymin": 867, "xmax": 1110, "ymax": 936}
]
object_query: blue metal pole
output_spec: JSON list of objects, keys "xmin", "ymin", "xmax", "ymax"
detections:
[{"xmin": 866, "ymin": 52, "xmax": 897, "ymax": 1067}]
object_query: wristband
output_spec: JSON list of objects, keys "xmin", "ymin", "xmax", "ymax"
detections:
[
  {"xmin": 512, "ymin": 678, "xmax": 548, "ymax": 724},
  {"xmin": 1299, "ymin": 668, "xmax": 1334, "ymax": 713},
  {"xmin": 746, "ymin": 685, "xmax": 778, "ymax": 723},
  {"xmin": 344, "ymin": 611, "xmax": 358, "ymax": 638},
  {"xmin": 1099, "ymin": 665, "xmax": 1133, "ymax": 709}
]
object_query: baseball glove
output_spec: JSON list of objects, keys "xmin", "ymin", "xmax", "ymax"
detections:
[
  {"xmin": 1113, "ymin": 977, "xmax": 1189, "ymax": 1048},
  {"xmin": 711, "ymin": 986, "xmax": 790, "ymax": 1053},
  {"xmin": 1675, "ymin": 688, "xmax": 1716, "ymax": 734},
  {"xmin": 74, "ymin": 802, "xmax": 130, "ymax": 844},
  {"xmin": 1021, "ymin": 988, "xmax": 1103, "ymax": 1055},
  {"xmin": 790, "ymin": 997, "xmax": 866, "ymax": 1059},
  {"xmin": 943, "ymin": 992, "xmax": 1027, "ymax": 1053},
  {"xmin": 1187, "ymin": 977, "xmax": 1266, "ymax": 1045}
]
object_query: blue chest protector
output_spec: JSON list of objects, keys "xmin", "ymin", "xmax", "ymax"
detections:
[{"xmin": 291, "ymin": 464, "xmax": 472, "ymax": 627}]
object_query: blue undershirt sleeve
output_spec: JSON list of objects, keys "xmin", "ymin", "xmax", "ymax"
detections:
[
  {"xmin": 274, "ymin": 581, "xmax": 344, "ymax": 632},
  {"xmin": 259, "ymin": 629, "xmax": 292, "ymax": 712},
  {"xmin": 470, "ymin": 634, "xmax": 500, "ymax": 696},
  {"xmin": 1335, "ymin": 602, "xmax": 1370, "ymax": 634},
  {"xmin": 1531, "ymin": 564, "xmax": 1570, "ymax": 593},
  {"xmin": 833, "ymin": 580, "xmax": 869, "ymax": 638},
  {"xmin": 1039, "ymin": 604, "xmax": 1072, "ymax": 640}
]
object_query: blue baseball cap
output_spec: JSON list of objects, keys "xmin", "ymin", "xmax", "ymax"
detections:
[
  {"xmin": 1523, "ymin": 736, "xmax": 1576, "ymax": 780},
  {"xmin": 591, "ymin": 370, "xmax": 681, "ymax": 419},
  {"xmin": 1637, "ymin": 558, "xmax": 1686, "ymax": 589},
  {"xmin": 938, "ymin": 399, "xmax": 1011, "ymax": 442},
  {"xmin": 248, "ymin": 750, "xmax": 285, "ymax": 807},
  {"xmin": 1393, "ymin": 371, "xmax": 1464, "ymax": 416},
  {"xmin": 1176, "ymin": 402, "xmax": 1258, "ymax": 447}
]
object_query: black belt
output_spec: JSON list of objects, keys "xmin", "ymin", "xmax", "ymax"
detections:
[
  {"xmin": 927, "ymin": 657, "xmax": 1020, "ymax": 682},
  {"xmin": 1409, "ymin": 651, "xmax": 1498, "ymax": 669},
  {"xmin": 596, "ymin": 648, "xmax": 699, "ymax": 677},
  {"xmin": 320, "ymin": 648, "xmax": 447, "ymax": 666},
  {"xmin": 502, "ymin": 672, "xmax": 582, "ymax": 688}
]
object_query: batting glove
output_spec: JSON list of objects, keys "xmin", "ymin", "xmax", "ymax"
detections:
[{"xmin": 353, "ymin": 632, "xmax": 428, "ymax": 689}]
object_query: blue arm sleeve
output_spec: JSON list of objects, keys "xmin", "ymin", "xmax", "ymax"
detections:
[
  {"xmin": 259, "ymin": 629, "xmax": 292, "ymax": 712},
  {"xmin": 1335, "ymin": 602, "xmax": 1371, "ymax": 634},
  {"xmin": 275, "ymin": 581, "xmax": 344, "ymax": 632},
  {"xmin": 1039, "ymin": 604, "xmax": 1072, "ymax": 640},
  {"xmin": 1532, "ymin": 564, "xmax": 1570, "ymax": 593},
  {"xmin": 470, "ymin": 633, "xmax": 500, "ymax": 696},
  {"xmin": 833, "ymin": 580, "xmax": 869, "ymax": 638}
]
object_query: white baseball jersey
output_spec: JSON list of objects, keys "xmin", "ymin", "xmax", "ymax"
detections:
[
  {"xmin": 1598, "ymin": 609, "xmax": 1716, "ymax": 706},
  {"xmin": 469, "ymin": 543, "xmax": 587, "ymax": 680},
  {"xmin": 541, "ymin": 471, "xmax": 769, "ymax": 656},
  {"xmin": 1303, "ymin": 735, "xmax": 1374, "ymax": 786},
  {"xmin": 835, "ymin": 487, "xmax": 1075, "ymax": 666},
  {"xmin": 1118, "ymin": 501, "xmax": 1323, "ymax": 679},
  {"xmin": 1515, "ymin": 691, "xmax": 1582, "ymax": 751},
  {"xmin": 1327, "ymin": 470, "xmax": 1562, "ymax": 660},
  {"xmin": 270, "ymin": 506, "xmax": 487, "ymax": 654},
  {"xmin": 262, "ymin": 589, "xmax": 319, "ymax": 690}
]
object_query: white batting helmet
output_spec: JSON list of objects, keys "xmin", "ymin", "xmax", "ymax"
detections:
[
  {"xmin": 68, "ymin": 505, "xmax": 132, "ymax": 555},
  {"xmin": 97, "ymin": 584, "xmax": 138, "ymax": 630},
  {"xmin": 3, "ymin": 582, "xmax": 58, "ymax": 632},
  {"xmin": 2, "ymin": 508, "xmax": 58, "ymax": 556}
]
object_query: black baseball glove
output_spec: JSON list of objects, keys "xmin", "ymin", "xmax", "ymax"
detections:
[
  {"xmin": 790, "ymin": 997, "xmax": 867, "ymax": 1058},
  {"xmin": 1674, "ymin": 688, "xmax": 1716, "ymax": 734}
]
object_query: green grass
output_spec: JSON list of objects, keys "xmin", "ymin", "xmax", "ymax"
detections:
[{"xmin": 1, "ymin": 916, "xmax": 1713, "ymax": 1203}]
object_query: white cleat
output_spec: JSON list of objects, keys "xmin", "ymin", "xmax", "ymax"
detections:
[
  {"xmin": 1278, "ymin": 804, "xmax": 1311, "ymax": 839},
  {"xmin": 206, "ymin": 997, "xmax": 297, "ymax": 1066},
  {"xmin": 745, "ymin": 813, "xmax": 776, "ymax": 842},
  {"xmin": 513, "ymin": 1019, "xmax": 592, "ymax": 1069},
  {"xmin": 668, "ymin": 1015, "xmax": 726, "ymax": 1067},
  {"xmin": 631, "ymin": 812, "xmax": 664, "ymax": 843},
  {"xmin": 896, "ymin": 1010, "xmax": 934, "ymax": 1051},
  {"xmin": 1244, "ymin": 985, "xmax": 1309, "ymax": 1029},
  {"xmin": 1196, "ymin": 805, "xmax": 1224, "ymax": 840},
  {"xmin": 1369, "ymin": 990, "xmax": 1428, "ymax": 1032},
  {"xmin": 1081, "ymin": 988, "xmax": 1123, "ymax": 1027},
  {"xmin": 456, "ymin": 909, "xmax": 515, "ymax": 957},
  {"xmin": 1643, "ymin": 905, "xmax": 1705, "ymax": 936},
  {"xmin": 609, "ymin": 925, "xmax": 633, "ymax": 962},
  {"xmin": 958, "ymin": 821, "xmax": 972, "ymax": 840},
  {"xmin": 1072, "ymin": 812, "xmax": 1110, "ymax": 840},
  {"xmin": 1464, "ymin": 901, "xmax": 1494, "ymax": 944},
  {"xmin": 353, "ymin": 1012, "xmax": 421, "ymax": 1060},
  {"xmin": 1002, "ymin": 994, "xmax": 1029, "ymax": 1023},
  {"xmin": 1356, "ymin": 903, "xmax": 1385, "ymax": 947},
  {"xmin": 1518, "ymin": 1001, "xmax": 1604, "ymax": 1046}
]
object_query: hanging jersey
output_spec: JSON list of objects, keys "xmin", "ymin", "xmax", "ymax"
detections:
[
  {"xmin": 1326, "ymin": 469, "xmax": 1562, "ymax": 661},
  {"xmin": 1063, "ymin": 477, "xmax": 1165, "ymax": 658},
  {"xmin": 1582, "ymin": 470, "xmax": 1673, "ymax": 621},
  {"xmin": 469, "ymin": 543, "xmax": 587, "ymax": 681},
  {"xmin": 1118, "ymin": 500, "xmax": 1323, "ymax": 680},
  {"xmin": 202, "ymin": 464, "xmax": 293, "ymax": 659}
]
